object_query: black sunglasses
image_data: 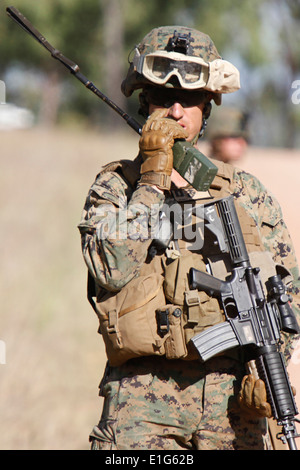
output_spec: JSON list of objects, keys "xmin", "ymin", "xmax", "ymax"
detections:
[{"xmin": 146, "ymin": 88, "xmax": 207, "ymax": 108}]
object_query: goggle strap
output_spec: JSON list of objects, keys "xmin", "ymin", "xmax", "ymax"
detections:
[{"xmin": 132, "ymin": 48, "xmax": 145, "ymax": 74}]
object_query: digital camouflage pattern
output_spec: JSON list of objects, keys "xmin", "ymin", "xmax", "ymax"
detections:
[
  {"xmin": 89, "ymin": 356, "xmax": 272, "ymax": 450},
  {"xmin": 137, "ymin": 26, "xmax": 221, "ymax": 62},
  {"xmin": 78, "ymin": 155, "xmax": 300, "ymax": 450},
  {"xmin": 79, "ymin": 161, "xmax": 300, "ymax": 339},
  {"xmin": 79, "ymin": 168, "xmax": 164, "ymax": 292}
]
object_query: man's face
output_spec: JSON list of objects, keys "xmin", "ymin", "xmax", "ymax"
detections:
[
  {"xmin": 147, "ymin": 89, "xmax": 205, "ymax": 142},
  {"xmin": 212, "ymin": 136, "xmax": 248, "ymax": 163}
]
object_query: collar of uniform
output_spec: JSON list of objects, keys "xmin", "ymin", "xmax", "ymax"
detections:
[
  {"xmin": 123, "ymin": 153, "xmax": 234, "ymax": 199},
  {"xmin": 170, "ymin": 157, "xmax": 234, "ymax": 202},
  {"xmin": 209, "ymin": 157, "xmax": 234, "ymax": 190}
]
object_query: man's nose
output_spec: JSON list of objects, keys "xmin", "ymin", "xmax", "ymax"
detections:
[{"xmin": 167, "ymin": 102, "xmax": 184, "ymax": 120}]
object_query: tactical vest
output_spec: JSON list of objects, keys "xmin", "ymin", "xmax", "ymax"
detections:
[{"xmin": 88, "ymin": 157, "xmax": 281, "ymax": 366}]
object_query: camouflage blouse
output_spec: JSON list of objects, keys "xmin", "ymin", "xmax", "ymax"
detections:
[{"xmin": 78, "ymin": 157, "xmax": 300, "ymax": 360}]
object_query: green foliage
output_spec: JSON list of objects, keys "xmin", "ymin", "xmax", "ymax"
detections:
[{"xmin": 1, "ymin": 0, "xmax": 101, "ymax": 73}]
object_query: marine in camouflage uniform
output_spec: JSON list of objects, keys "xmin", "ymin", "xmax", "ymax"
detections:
[
  {"xmin": 204, "ymin": 106, "xmax": 249, "ymax": 164},
  {"xmin": 78, "ymin": 26, "xmax": 300, "ymax": 450}
]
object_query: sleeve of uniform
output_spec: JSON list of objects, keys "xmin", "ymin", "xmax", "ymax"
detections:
[
  {"xmin": 78, "ymin": 170, "xmax": 165, "ymax": 292},
  {"xmin": 233, "ymin": 169, "xmax": 300, "ymax": 360}
]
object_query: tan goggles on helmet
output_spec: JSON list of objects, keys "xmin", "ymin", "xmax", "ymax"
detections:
[{"xmin": 138, "ymin": 51, "xmax": 210, "ymax": 89}]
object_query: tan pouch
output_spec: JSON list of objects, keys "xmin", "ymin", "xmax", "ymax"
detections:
[
  {"xmin": 97, "ymin": 272, "xmax": 188, "ymax": 366},
  {"xmin": 164, "ymin": 253, "xmax": 207, "ymax": 305},
  {"xmin": 156, "ymin": 305, "xmax": 187, "ymax": 359},
  {"xmin": 163, "ymin": 253, "xmax": 224, "ymax": 359}
]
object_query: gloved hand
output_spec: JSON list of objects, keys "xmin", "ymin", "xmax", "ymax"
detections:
[
  {"xmin": 238, "ymin": 374, "xmax": 272, "ymax": 418},
  {"xmin": 139, "ymin": 108, "xmax": 188, "ymax": 191}
]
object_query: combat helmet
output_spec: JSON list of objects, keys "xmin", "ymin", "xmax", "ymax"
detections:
[
  {"xmin": 121, "ymin": 26, "xmax": 240, "ymax": 105},
  {"xmin": 205, "ymin": 107, "xmax": 250, "ymax": 141}
]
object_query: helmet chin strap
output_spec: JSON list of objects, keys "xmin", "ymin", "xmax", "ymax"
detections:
[
  {"xmin": 138, "ymin": 91, "xmax": 149, "ymax": 118},
  {"xmin": 199, "ymin": 102, "xmax": 212, "ymax": 139}
]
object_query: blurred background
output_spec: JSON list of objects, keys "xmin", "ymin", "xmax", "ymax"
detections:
[{"xmin": 0, "ymin": 0, "xmax": 300, "ymax": 450}]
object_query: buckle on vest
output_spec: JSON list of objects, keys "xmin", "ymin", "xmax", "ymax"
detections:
[
  {"xmin": 156, "ymin": 307, "xmax": 170, "ymax": 336},
  {"xmin": 107, "ymin": 309, "xmax": 123, "ymax": 349}
]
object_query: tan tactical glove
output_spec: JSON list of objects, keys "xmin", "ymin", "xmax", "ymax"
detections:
[
  {"xmin": 139, "ymin": 108, "xmax": 188, "ymax": 191},
  {"xmin": 238, "ymin": 373, "xmax": 272, "ymax": 418}
]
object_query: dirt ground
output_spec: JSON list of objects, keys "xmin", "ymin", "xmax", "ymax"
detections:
[{"xmin": 0, "ymin": 127, "xmax": 299, "ymax": 449}]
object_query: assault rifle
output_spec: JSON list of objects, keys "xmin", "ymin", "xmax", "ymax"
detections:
[
  {"xmin": 189, "ymin": 195, "xmax": 300, "ymax": 450},
  {"xmin": 6, "ymin": 6, "xmax": 217, "ymax": 192}
]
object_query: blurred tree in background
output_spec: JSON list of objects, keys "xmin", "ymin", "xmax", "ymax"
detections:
[{"xmin": 0, "ymin": 0, "xmax": 299, "ymax": 147}]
